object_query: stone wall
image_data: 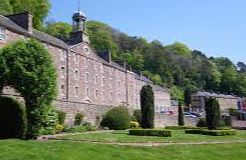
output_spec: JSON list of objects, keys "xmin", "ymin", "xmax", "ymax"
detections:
[{"xmin": 154, "ymin": 113, "xmax": 198, "ymax": 127}]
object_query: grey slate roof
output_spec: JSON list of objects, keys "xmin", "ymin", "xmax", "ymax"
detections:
[
  {"xmin": 0, "ymin": 15, "xmax": 68, "ymax": 49},
  {"xmin": 153, "ymin": 85, "xmax": 170, "ymax": 93},
  {"xmin": 135, "ymin": 74, "xmax": 153, "ymax": 84},
  {"xmin": 194, "ymin": 91, "xmax": 237, "ymax": 99}
]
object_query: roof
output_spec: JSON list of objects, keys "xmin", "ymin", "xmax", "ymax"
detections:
[
  {"xmin": 193, "ymin": 91, "xmax": 238, "ymax": 99},
  {"xmin": 135, "ymin": 74, "xmax": 153, "ymax": 84},
  {"xmin": 0, "ymin": 15, "xmax": 68, "ymax": 49},
  {"xmin": 153, "ymin": 85, "xmax": 170, "ymax": 93}
]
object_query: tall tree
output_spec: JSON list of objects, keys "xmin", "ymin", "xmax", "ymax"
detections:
[
  {"xmin": 140, "ymin": 85, "xmax": 154, "ymax": 129},
  {"xmin": 44, "ymin": 22, "xmax": 72, "ymax": 41},
  {"xmin": 0, "ymin": 0, "xmax": 13, "ymax": 15},
  {"xmin": 9, "ymin": 0, "xmax": 51, "ymax": 29},
  {"xmin": 178, "ymin": 101, "xmax": 185, "ymax": 126},
  {"xmin": 205, "ymin": 98, "xmax": 221, "ymax": 130}
]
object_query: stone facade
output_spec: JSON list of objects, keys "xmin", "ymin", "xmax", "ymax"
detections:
[
  {"xmin": 0, "ymin": 11, "xmax": 171, "ymax": 127},
  {"xmin": 191, "ymin": 91, "xmax": 238, "ymax": 112}
]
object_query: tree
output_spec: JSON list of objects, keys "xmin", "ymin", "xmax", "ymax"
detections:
[
  {"xmin": 0, "ymin": 39, "xmax": 57, "ymax": 138},
  {"xmin": 0, "ymin": 0, "xmax": 13, "ymax": 15},
  {"xmin": 178, "ymin": 101, "xmax": 185, "ymax": 126},
  {"xmin": 140, "ymin": 85, "xmax": 154, "ymax": 128},
  {"xmin": 9, "ymin": 0, "xmax": 51, "ymax": 29},
  {"xmin": 205, "ymin": 98, "xmax": 221, "ymax": 130},
  {"xmin": 44, "ymin": 22, "xmax": 72, "ymax": 41}
]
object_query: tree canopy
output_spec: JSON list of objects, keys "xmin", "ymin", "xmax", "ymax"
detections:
[{"xmin": 0, "ymin": 39, "xmax": 57, "ymax": 138}]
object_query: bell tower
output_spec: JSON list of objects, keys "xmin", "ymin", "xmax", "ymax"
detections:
[{"xmin": 69, "ymin": 8, "xmax": 89, "ymax": 44}]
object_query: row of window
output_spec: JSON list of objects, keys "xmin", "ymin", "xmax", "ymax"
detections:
[{"xmin": 60, "ymin": 85, "xmax": 123, "ymax": 101}]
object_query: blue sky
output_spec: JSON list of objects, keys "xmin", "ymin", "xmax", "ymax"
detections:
[{"xmin": 49, "ymin": 0, "xmax": 246, "ymax": 63}]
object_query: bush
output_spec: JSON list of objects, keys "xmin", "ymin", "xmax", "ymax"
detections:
[
  {"xmin": 201, "ymin": 129, "xmax": 236, "ymax": 136},
  {"xmin": 101, "ymin": 106, "xmax": 130, "ymax": 130},
  {"xmin": 130, "ymin": 121, "xmax": 139, "ymax": 128},
  {"xmin": 82, "ymin": 122, "xmax": 96, "ymax": 131},
  {"xmin": 131, "ymin": 109, "xmax": 142, "ymax": 125},
  {"xmin": 197, "ymin": 118, "xmax": 207, "ymax": 127},
  {"xmin": 185, "ymin": 129, "xmax": 236, "ymax": 136},
  {"xmin": 228, "ymin": 108, "xmax": 239, "ymax": 116},
  {"xmin": 185, "ymin": 129, "xmax": 203, "ymax": 134},
  {"xmin": 55, "ymin": 124, "xmax": 64, "ymax": 133},
  {"xmin": 0, "ymin": 96, "xmax": 27, "ymax": 139},
  {"xmin": 56, "ymin": 110, "xmax": 66, "ymax": 125},
  {"xmin": 74, "ymin": 112, "xmax": 84, "ymax": 126},
  {"xmin": 40, "ymin": 108, "xmax": 58, "ymax": 135},
  {"xmin": 129, "ymin": 129, "xmax": 172, "ymax": 137},
  {"xmin": 165, "ymin": 126, "xmax": 198, "ymax": 130},
  {"xmin": 140, "ymin": 85, "xmax": 154, "ymax": 128}
]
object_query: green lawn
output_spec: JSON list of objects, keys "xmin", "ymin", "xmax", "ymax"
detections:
[
  {"xmin": 56, "ymin": 130, "xmax": 246, "ymax": 143},
  {"xmin": 0, "ymin": 139, "xmax": 246, "ymax": 160}
]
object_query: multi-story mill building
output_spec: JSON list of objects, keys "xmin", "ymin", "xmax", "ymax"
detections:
[{"xmin": 0, "ymin": 9, "xmax": 171, "ymax": 126}]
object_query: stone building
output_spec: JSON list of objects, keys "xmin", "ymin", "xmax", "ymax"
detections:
[
  {"xmin": 191, "ymin": 91, "xmax": 238, "ymax": 112},
  {"xmin": 0, "ymin": 10, "xmax": 171, "ymax": 126}
]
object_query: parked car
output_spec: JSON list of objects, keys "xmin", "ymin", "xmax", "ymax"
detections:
[{"xmin": 184, "ymin": 112, "xmax": 198, "ymax": 118}]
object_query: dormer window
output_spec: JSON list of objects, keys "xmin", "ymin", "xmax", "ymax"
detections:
[{"xmin": 0, "ymin": 27, "xmax": 6, "ymax": 40}]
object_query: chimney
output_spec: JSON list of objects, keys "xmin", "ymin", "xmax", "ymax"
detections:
[
  {"xmin": 98, "ymin": 51, "xmax": 112, "ymax": 63},
  {"xmin": 7, "ymin": 12, "xmax": 33, "ymax": 33}
]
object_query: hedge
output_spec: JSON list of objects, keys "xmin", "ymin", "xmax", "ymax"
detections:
[
  {"xmin": 165, "ymin": 126, "xmax": 198, "ymax": 130},
  {"xmin": 129, "ymin": 129, "xmax": 172, "ymax": 137},
  {"xmin": 185, "ymin": 129, "xmax": 236, "ymax": 136}
]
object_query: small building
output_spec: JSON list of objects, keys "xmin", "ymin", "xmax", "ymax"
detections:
[{"xmin": 191, "ymin": 91, "xmax": 238, "ymax": 112}]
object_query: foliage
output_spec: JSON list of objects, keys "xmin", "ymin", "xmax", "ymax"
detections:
[
  {"xmin": 129, "ymin": 129, "xmax": 172, "ymax": 137},
  {"xmin": 0, "ymin": 0, "xmax": 13, "ymax": 15},
  {"xmin": 131, "ymin": 109, "xmax": 142, "ymax": 125},
  {"xmin": 205, "ymin": 98, "xmax": 221, "ymax": 130},
  {"xmin": 185, "ymin": 129, "xmax": 203, "ymax": 134},
  {"xmin": 74, "ymin": 112, "xmax": 84, "ymax": 126},
  {"xmin": 55, "ymin": 124, "xmax": 64, "ymax": 133},
  {"xmin": 140, "ymin": 85, "xmax": 154, "ymax": 129},
  {"xmin": 130, "ymin": 121, "xmax": 139, "ymax": 129},
  {"xmin": 0, "ymin": 39, "xmax": 57, "ymax": 138},
  {"xmin": 165, "ymin": 126, "xmax": 198, "ymax": 130},
  {"xmin": 178, "ymin": 101, "xmax": 185, "ymax": 126},
  {"xmin": 101, "ymin": 106, "xmax": 130, "ymax": 130},
  {"xmin": 0, "ymin": 96, "xmax": 27, "ymax": 139},
  {"xmin": 40, "ymin": 108, "xmax": 58, "ymax": 135},
  {"xmin": 228, "ymin": 108, "xmax": 239, "ymax": 116},
  {"xmin": 201, "ymin": 129, "xmax": 236, "ymax": 136},
  {"xmin": 44, "ymin": 22, "xmax": 72, "ymax": 41},
  {"xmin": 56, "ymin": 110, "xmax": 66, "ymax": 125},
  {"xmin": 197, "ymin": 118, "xmax": 207, "ymax": 127}
]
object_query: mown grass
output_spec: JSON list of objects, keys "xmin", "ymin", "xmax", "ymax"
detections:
[
  {"xmin": 0, "ymin": 139, "xmax": 246, "ymax": 160},
  {"xmin": 57, "ymin": 130, "xmax": 246, "ymax": 143}
]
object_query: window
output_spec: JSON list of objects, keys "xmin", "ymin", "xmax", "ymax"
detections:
[
  {"xmin": 0, "ymin": 27, "xmax": 6, "ymax": 40},
  {"xmin": 102, "ymin": 91, "xmax": 106, "ymax": 100},
  {"xmin": 85, "ymin": 58, "xmax": 88, "ymax": 68},
  {"xmin": 60, "ymin": 50, "xmax": 67, "ymax": 61},
  {"xmin": 86, "ymin": 88, "xmax": 89, "ymax": 97},
  {"xmin": 61, "ymin": 85, "xmax": 65, "ymax": 95},
  {"xmin": 61, "ymin": 66, "xmax": 65, "ymax": 77},
  {"xmin": 95, "ymin": 90, "xmax": 99, "ymax": 98},
  {"xmin": 110, "ymin": 91, "xmax": 113, "ymax": 101},
  {"xmin": 75, "ymin": 87, "xmax": 79, "ymax": 95},
  {"xmin": 85, "ymin": 73, "xmax": 89, "ymax": 82},
  {"xmin": 75, "ymin": 69, "xmax": 79, "ymax": 79},
  {"xmin": 102, "ymin": 77, "xmax": 106, "ymax": 86},
  {"xmin": 75, "ymin": 53, "xmax": 79, "ymax": 63},
  {"xmin": 95, "ymin": 75, "xmax": 98, "ymax": 84},
  {"xmin": 84, "ymin": 47, "xmax": 90, "ymax": 54}
]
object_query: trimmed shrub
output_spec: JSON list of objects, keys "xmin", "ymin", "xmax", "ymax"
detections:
[
  {"xmin": 165, "ymin": 126, "xmax": 198, "ymax": 130},
  {"xmin": 178, "ymin": 101, "xmax": 185, "ymax": 126},
  {"xmin": 0, "ymin": 96, "xmax": 27, "ymax": 139},
  {"xmin": 185, "ymin": 129, "xmax": 203, "ymax": 134},
  {"xmin": 130, "ymin": 121, "xmax": 139, "ymax": 129},
  {"xmin": 129, "ymin": 129, "xmax": 172, "ymax": 137},
  {"xmin": 101, "ymin": 106, "xmax": 130, "ymax": 130},
  {"xmin": 74, "ymin": 112, "xmax": 84, "ymax": 126},
  {"xmin": 131, "ymin": 109, "xmax": 142, "ymax": 125},
  {"xmin": 197, "ymin": 118, "xmax": 207, "ymax": 127},
  {"xmin": 201, "ymin": 129, "xmax": 236, "ymax": 136},
  {"xmin": 56, "ymin": 110, "xmax": 66, "ymax": 125},
  {"xmin": 205, "ymin": 98, "xmax": 221, "ymax": 130},
  {"xmin": 55, "ymin": 124, "xmax": 64, "ymax": 133},
  {"xmin": 140, "ymin": 85, "xmax": 154, "ymax": 129}
]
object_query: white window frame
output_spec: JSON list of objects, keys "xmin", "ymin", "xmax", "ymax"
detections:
[{"xmin": 0, "ymin": 27, "xmax": 6, "ymax": 40}]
